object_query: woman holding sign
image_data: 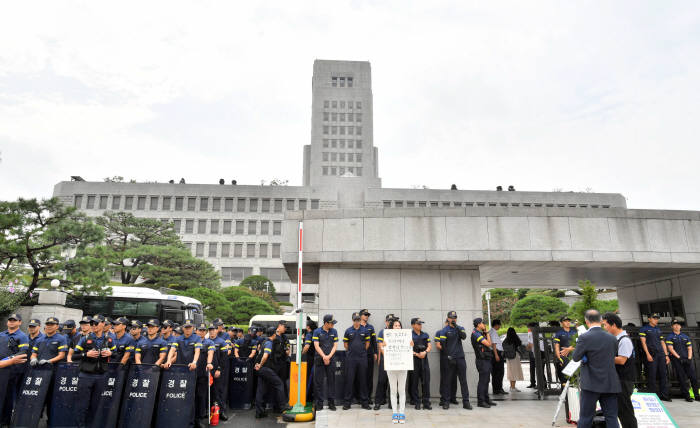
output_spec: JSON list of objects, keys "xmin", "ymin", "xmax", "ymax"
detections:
[{"xmin": 379, "ymin": 319, "xmax": 413, "ymax": 424}]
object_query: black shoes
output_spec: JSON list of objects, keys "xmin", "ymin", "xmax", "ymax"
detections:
[
  {"xmin": 463, "ymin": 402, "xmax": 473, "ymax": 410},
  {"xmin": 450, "ymin": 399, "xmax": 458, "ymax": 405},
  {"xmin": 527, "ymin": 384, "xmax": 536, "ymax": 388},
  {"xmin": 368, "ymin": 398, "xmax": 374, "ymax": 405},
  {"xmin": 255, "ymin": 411, "xmax": 268, "ymax": 418},
  {"xmin": 414, "ymin": 403, "xmax": 421, "ymax": 410},
  {"xmin": 362, "ymin": 404, "xmax": 371, "ymax": 410},
  {"xmin": 686, "ymin": 397, "xmax": 694, "ymax": 402},
  {"xmin": 423, "ymin": 403, "xmax": 432, "ymax": 410},
  {"xmin": 316, "ymin": 403, "xmax": 323, "ymax": 410},
  {"xmin": 442, "ymin": 403, "xmax": 449, "ymax": 410},
  {"xmin": 494, "ymin": 390, "xmax": 508, "ymax": 395},
  {"xmin": 328, "ymin": 402, "xmax": 337, "ymax": 411},
  {"xmin": 477, "ymin": 402, "xmax": 490, "ymax": 408},
  {"xmin": 487, "ymin": 400, "xmax": 497, "ymax": 406},
  {"xmin": 219, "ymin": 412, "xmax": 229, "ymax": 421},
  {"xmin": 343, "ymin": 404, "xmax": 351, "ymax": 410},
  {"xmin": 373, "ymin": 403, "xmax": 381, "ymax": 410},
  {"xmin": 659, "ymin": 396, "xmax": 672, "ymax": 402}
]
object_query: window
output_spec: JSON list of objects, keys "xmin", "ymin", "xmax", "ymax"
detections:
[
  {"xmin": 348, "ymin": 167, "xmax": 354, "ymax": 174},
  {"xmin": 248, "ymin": 220, "xmax": 257, "ymax": 235},
  {"xmin": 348, "ymin": 100, "xmax": 354, "ymax": 109},
  {"xmin": 273, "ymin": 221, "xmax": 282, "ymax": 235},
  {"xmin": 407, "ymin": 201, "xmax": 415, "ymax": 207},
  {"xmin": 86, "ymin": 195, "xmax": 95, "ymax": 209},
  {"xmin": 299, "ymin": 199, "xmax": 307, "ymax": 210},
  {"xmin": 331, "ymin": 152, "xmax": 337, "ymax": 161},
  {"xmin": 418, "ymin": 201, "xmax": 426, "ymax": 207},
  {"xmin": 235, "ymin": 220, "xmax": 245, "ymax": 234},
  {"xmin": 330, "ymin": 167, "xmax": 337, "ymax": 175},
  {"xmin": 224, "ymin": 198, "xmax": 233, "ymax": 212},
  {"xmin": 323, "ymin": 112, "xmax": 329, "ymax": 121},
  {"xmin": 162, "ymin": 197, "xmax": 171, "ymax": 210},
  {"xmin": 356, "ymin": 140, "xmax": 363, "ymax": 149},
  {"xmin": 99, "ymin": 195, "xmax": 108, "ymax": 209},
  {"xmin": 322, "ymin": 166, "xmax": 328, "ymax": 175},
  {"xmin": 261, "ymin": 199, "xmax": 270, "ymax": 212},
  {"xmin": 356, "ymin": 113, "xmax": 362, "ymax": 122},
  {"xmin": 339, "ymin": 77, "xmax": 345, "ymax": 87},
  {"xmin": 347, "ymin": 77, "xmax": 353, "ymax": 87},
  {"xmin": 356, "ymin": 126, "xmax": 362, "ymax": 135},
  {"xmin": 323, "ymin": 125, "xmax": 329, "ymax": 135},
  {"xmin": 339, "ymin": 113, "xmax": 345, "ymax": 121},
  {"xmin": 260, "ymin": 220, "xmax": 269, "ymax": 235},
  {"xmin": 237, "ymin": 198, "xmax": 246, "ymax": 212},
  {"xmin": 183, "ymin": 242, "xmax": 192, "ymax": 253},
  {"xmin": 208, "ymin": 243, "xmax": 217, "ymax": 257},
  {"xmin": 260, "ymin": 268, "xmax": 288, "ymax": 282},
  {"xmin": 384, "ymin": 201, "xmax": 392, "ymax": 208},
  {"xmin": 323, "ymin": 152, "xmax": 329, "ymax": 161},
  {"xmin": 331, "ymin": 76, "xmax": 337, "ymax": 87},
  {"xmin": 187, "ymin": 197, "xmax": 196, "ymax": 211},
  {"xmin": 147, "ymin": 196, "xmax": 157, "ymax": 210},
  {"xmin": 197, "ymin": 220, "xmax": 206, "ymax": 234},
  {"xmin": 223, "ymin": 220, "xmax": 232, "ymax": 234},
  {"xmin": 246, "ymin": 243, "xmax": 256, "ymax": 258},
  {"xmin": 124, "ymin": 196, "xmax": 134, "ymax": 210},
  {"xmin": 249, "ymin": 199, "xmax": 258, "ymax": 212},
  {"xmin": 339, "ymin": 140, "xmax": 345, "ymax": 149},
  {"xmin": 259, "ymin": 243, "xmax": 268, "ymax": 258},
  {"xmin": 286, "ymin": 199, "xmax": 295, "ymax": 210},
  {"xmin": 212, "ymin": 198, "xmax": 221, "ymax": 211},
  {"xmin": 348, "ymin": 126, "xmax": 354, "ymax": 135},
  {"xmin": 331, "ymin": 140, "xmax": 337, "ymax": 148},
  {"xmin": 356, "ymin": 167, "xmax": 362, "ymax": 176},
  {"xmin": 339, "ymin": 166, "xmax": 345, "ymax": 175},
  {"xmin": 356, "ymin": 153, "xmax": 362, "ymax": 162},
  {"xmin": 221, "ymin": 243, "xmax": 230, "ymax": 258},
  {"xmin": 111, "ymin": 195, "xmax": 121, "ymax": 210},
  {"xmin": 638, "ymin": 297, "xmax": 685, "ymax": 325},
  {"xmin": 323, "ymin": 100, "xmax": 329, "ymax": 108},
  {"xmin": 348, "ymin": 153, "xmax": 354, "ymax": 162},
  {"xmin": 323, "ymin": 139, "xmax": 329, "ymax": 148},
  {"xmin": 137, "ymin": 196, "xmax": 146, "ymax": 210},
  {"xmin": 210, "ymin": 220, "xmax": 219, "ymax": 234},
  {"xmin": 431, "ymin": 201, "xmax": 439, "ymax": 207},
  {"xmin": 356, "ymin": 101, "xmax": 361, "ymax": 109},
  {"xmin": 274, "ymin": 199, "xmax": 282, "ymax": 213},
  {"xmin": 198, "ymin": 197, "xmax": 207, "ymax": 211},
  {"xmin": 172, "ymin": 219, "xmax": 182, "ymax": 233},
  {"xmin": 348, "ymin": 140, "xmax": 354, "ymax": 149},
  {"xmin": 348, "ymin": 113, "xmax": 354, "ymax": 122},
  {"xmin": 195, "ymin": 242, "xmax": 204, "ymax": 257},
  {"xmin": 311, "ymin": 199, "xmax": 319, "ymax": 209},
  {"xmin": 175, "ymin": 197, "xmax": 184, "ymax": 211},
  {"xmin": 332, "ymin": 100, "xmax": 337, "ymax": 108},
  {"xmin": 233, "ymin": 243, "xmax": 243, "ymax": 258},
  {"xmin": 74, "ymin": 195, "xmax": 83, "ymax": 208},
  {"xmin": 185, "ymin": 219, "xmax": 194, "ymax": 233},
  {"xmin": 395, "ymin": 201, "xmax": 404, "ymax": 207},
  {"xmin": 339, "ymin": 153, "xmax": 346, "ymax": 162},
  {"xmin": 331, "ymin": 126, "xmax": 337, "ymax": 135},
  {"xmin": 221, "ymin": 267, "xmax": 253, "ymax": 282},
  {"xmin": 339, "ymin": 126, "xmax": 345, "ymax": 135},
  {"xmin": 113, "ymin": 300, "xmax": 158, "ymax": 317},
  {"xmin": 272, "ymin": 243, "xmax": 281, "ymax": 258}
]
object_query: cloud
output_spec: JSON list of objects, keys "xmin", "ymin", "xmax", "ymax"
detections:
[{"xmin": 1, "ymin": 1, "xmax": 699, "ymax": 210}]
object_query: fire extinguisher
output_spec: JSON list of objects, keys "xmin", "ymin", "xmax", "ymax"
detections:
[{"xmin": 210, "ymin": 402, "xmax": 220, "ymax": 426}]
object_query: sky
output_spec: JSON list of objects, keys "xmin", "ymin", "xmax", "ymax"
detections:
[{"xmin": 1, "ymin": 1, "xmax": 699, "ymax": 210}]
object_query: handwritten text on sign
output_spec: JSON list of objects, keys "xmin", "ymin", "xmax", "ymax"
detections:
[{"xmin": 383, "ymin": 329, "xmax": 413, "ymax": 371}]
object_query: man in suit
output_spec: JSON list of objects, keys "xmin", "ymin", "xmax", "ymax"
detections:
[{"xmin": 572, "ymin": 310, "xmax": 621, "ymax": 428}]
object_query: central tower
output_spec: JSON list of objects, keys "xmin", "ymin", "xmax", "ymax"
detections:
[{"xmin": 303, "ymin": 60, "xmax": 381, "ymax": 189}]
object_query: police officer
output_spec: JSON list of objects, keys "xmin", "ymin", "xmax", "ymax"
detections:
[
  {"xmin": 235, "ymin": 327, "xmax": 257, "ymax": 360},
  {"xmin": 343, "ymin": 312, "xmax": 371, "ymax": 410},
  {"xmin": 253, "ymin": 325, "xmax": 290, "ymax": 418},
  {"xmin": 136, "ymin": 319, "xmax": 168, "ymax": 365},
  {"xmin": 68, "ymin": 314, "xmax": 114, "ymax": 427},
  {"xmin": 471, "ymin": 317, "xmax": 495, "ymax": 408},
  {"xmin": 63, "ymin": 319, "xmax": 78, "ymax": 346},
  {"xmin": 358, "ymin": 309, "xmax": 377, "ymax": 404},
  {"xmin": 210, "ymin": 319, "xmax": 231, "ymax": 421},
  {"xmin": 553, "ymin": 316, "xmax": 577, "ymax": 386},
  {"xmin": 74, "ymin": 316, "xmax": 92, "ymax": 350},
  {"xmin": 110, "ymin": 317, "xmax": 132, "ymax": 365},
  {"xmin": 126, "ymin": 320, "xmax": 145, "ymax": 364},
  {"xmin": 30, "ymin": 317, "xmax": 67, "ymax": 420},
  {"xmin": 194, "ymin": 324, "xmax": 217, "ymax": 428},
  {"xmin": 313, "ymin": 314, "xmax": 339, "ymax": 410},
  {"xmin": 0, "ymin": 312, "xmax": 29, "ymax": 425},
  {"xmin": 301, "ymin": 319, "xmax": 318, "ymax": 403},
  {"xmin": 164, "ymin": 318, "xmax": 202, "ymax": 371},
  {"xmin": 438, "ymin": 311, "xmax": 472, "ymax": 410},
  {"xmin": 666, "ymin": 319, "xmax": 699, "ymax": 402},
  {"xmin": 0, "ymin": 331, "xmax": 28, "ymax": 416},
  {"xmin": 435, "ymin": 320, "xmax": 457, "ymax": 407},
  {"xmin": 373, "ymin": 314, "xmax": 395, "ymax": 410},
  {"xmin": 639, "ymin": 313, "xmax": 671, "ymax": 401},
  {"xmin": 27, "ymin": 318, "xmax": 45, "ymax": 354},
  {"xmin": 409, "ymin": 317, "xmax": 432, "ymax": 410}
]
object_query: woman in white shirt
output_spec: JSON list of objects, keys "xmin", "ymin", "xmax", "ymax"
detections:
[{"xmin": 381, "ymin": 319, "xmax": 413, "ymax": 424}]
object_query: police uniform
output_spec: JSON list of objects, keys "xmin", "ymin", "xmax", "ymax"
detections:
[
  {"xmin": 74, "ymin": 328, "xmax": 115, "ymax": 426},
  {"xmin": 111, "ymin": 317, "xmax": 133, "ymax": 364},
  {"xmin": 436, "ymin": 326, "xmax": 456, "ymax": 406},
  {"xmin": 172, "ymin": 321, "xmax": 203, "ymax": 365},
  {"xmin": 312, "ymin": 316, "xmax": 339, "ymax": 409},
  {"xmin": 358, "ymin": 309, "xmax": 377, "ymax": 404},
  {"xmin": 639, "ymin": 317, "xmax": 670, "ymax": 399},
  {"xmin": 409, "ymin": 320, "xmax": 431, "ymax": 409},
  {"xmin": 195, "ymin": 324, "xmax": 217, "ymax": 423},
  {"xmin": 127, "ymin": 320, "xmax": 146, "ymax": 364},
  {"xmin": 254, "ymin": 334, "xmax": 287, "ymax": 417},
  {"xmin": 31, "ymin": 317, "xmax": 68, "ymax": 419},
  {"xmin": 0, "ymin": 313, "xmax": 29, "ymax": 425},
  {"xmin": 210, "ymin": 326, "xmax": 230, "ymax": 417},
  {"xmin": 343, "ymin": 316, "xmax": 370, "ymax": 408},
  {"xmin": 471, "ymin": 322, "xmax": 493, "ymax": 407},
  {"xmin": 553, "ymin": 325, "xmax": 577, "ymax": 384},
  {"xmin": 27, "ymin": 318, "xmax": 46, "ymax": 356},
  {"xmin": 303, "ymin": 329, "xmax": 316, "ymax": 402},
  {"xmin": 665, "ymin": 324, "xmax": 699, "ymax": 402},
  {"xmin": 438, "ymin": 311, "xmax": 471, "ymax": 409},
  {"xmin": 137, "ymin": 320, "xmax": 168, "ymax": 365}
]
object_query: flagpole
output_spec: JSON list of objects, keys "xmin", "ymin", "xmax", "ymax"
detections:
[{"xmin": 292, "ymin": 221, "xmax": 305, "ymax": 412}]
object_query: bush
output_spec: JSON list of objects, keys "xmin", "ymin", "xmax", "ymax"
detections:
[
  {"xmin": 511, "ymin": 295, "xmax": 569, "ymax": 326},
  {"xmin": 177, "ymin": 286, "xmax": 279, "ymax": 324}
]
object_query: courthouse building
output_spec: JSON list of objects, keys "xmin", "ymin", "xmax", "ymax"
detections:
[{"xmin": 53, "ymin": 60, "xmax": 700, "ymax": 336}]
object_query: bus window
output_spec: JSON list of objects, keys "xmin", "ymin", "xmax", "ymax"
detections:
[
  {"xmin": 163, "ymin": 308, "xmax": 184, "ymax": 324},
  {"xmin": 85, "ymin": 299, "xmax": 110, "ymax": 315},
  {"xmin": 113, "ymin": 300, "xmax": 159, "ymax": 317}
]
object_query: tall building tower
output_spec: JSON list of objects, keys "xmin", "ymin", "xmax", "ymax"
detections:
[{"xmin": 303, "ymin": 60, "xmax": 381, "ymax": 189}]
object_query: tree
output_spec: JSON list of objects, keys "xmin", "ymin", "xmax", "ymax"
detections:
[
  {"xmin": 239, "ymin": 275, "xmax": 276, "ymax": 295},
  {"xmin": 95, "ymin": 212, "xmax": 220, "ymax": 290},
  {"xmin": 517, "ymin": 288, "xmax": 529, "ymax": 300},
  {"xmin": 0, "ymin": 198, "xmax": 108, "ymax": 293},
  {"xmin": 510, "ymin": 295, "xmax": 569, "ymax": 326},
  {"xmin": 569, "ymin": 280, "xmax": 619, "ymax": 322},
  {"xmin": 229, "ymin": 296, "xmax": 276, "ymax": 323},
  {"xmin": 178, "ymin": 286, "xmax": 278, "ymax": 324},
  {"xmin": 482, "ymin": 289, "xmax": 518, "ymax": 324}
]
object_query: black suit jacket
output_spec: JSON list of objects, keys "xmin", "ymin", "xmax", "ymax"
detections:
[{"xmin": 572, "ymin": 326, "xmax": 621, "ymax": 393}]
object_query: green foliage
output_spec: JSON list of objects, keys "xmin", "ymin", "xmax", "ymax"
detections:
[
  {"xmin": 230, "ymin": 296, "xmax": 276, "ymax": 323},
  {"xmin": 0, "ymin": 279, "xmax": 30, "ymax": 316},
  {"xmin": 511, "ymin": 295, "xmax": 569, "ymax": 326},
  {"xmin": 239, "ymin": 275, "xmax": 276, "ymax": 295},
  {"xmin": 177, "ymin": 286, "xmax": 278, "ymax": 324},
  {"xmin": 483, "ymin": 289, "xmax": 519, "ymax": 324},
  {"xmin": 596, "ymin": 299, "xmax": 619, "ymax": 314},
  {"xmin": 517, "ymin": 288, "xmax": 529, "ymax": 299},
  {"xmin": 95, "ymin": 212, "xmax": 220, "ymax": 290},
  {"xmin": 568, "ymin": 280, "xmax": 619, "ymax": 323},
  {"xmin": 0, "ymin": 198, "xmax": 108, "ymax": 293}
]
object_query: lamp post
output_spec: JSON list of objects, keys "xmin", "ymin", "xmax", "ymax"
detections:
[
  {"xmin": 50, "ymin": 279, "xmax": 60, "ymax": 289},
  {"xmin": 486, "ymin": 291, "xmax": 492, "ymax": 327}
]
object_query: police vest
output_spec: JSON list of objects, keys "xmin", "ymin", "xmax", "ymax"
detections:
[
  {"xmin": 471, "ymin": 330, "xmax": 492, "ymax": 360},
  {"xmin": 615, "ymin": 335, "xmax": 636, "ymax": 382},
  {"xmin": 79, "ymin": 334, "xmax": 112, "ymax": 374},
  {"xmin": 238, "ymin": 335, "xmax": 253, "ymax": 358}
]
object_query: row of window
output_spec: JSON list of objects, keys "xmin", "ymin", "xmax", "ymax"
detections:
[
  {"xmin": 322, "ymin": 166, "xmax": 362, "ymax": 176},
  {"xmin": 185, "ymin": 241, "xmax": 282, "ymax": 259},
  {"xmin": 75, "ymin": 195, "xmax": 320, "ymax": 212},
  {"xmin": 220, "ymin": 267, "xmax": 289, "ymax": 282},
  {"xmin": 322, "ymin": 139, "xmax": 363, "ymax": 149},
  {"xmin": 322, "ymin": 125, "xmax": 362, "ymax": 136},
  {"xmin": 323, "ymin": 100, "xmax": 361, "ymax": 110},
  {"xmin": 322, "ymin": 112, "xmax": 362, "ymax": 123},
  {"xmin": 322, "ymin": 152, "xmax": 362, "ymax": 163},
  {"xmin": 174, "ymin": 219, "xmax": 282, "ymax": 235},
  {"xmin": 382, "ymin": 200, "xmax": 613, "ymax": 208},
  {"xmin": 331, "ymin": 76, "xmax": 354, "ymax": 87}
]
